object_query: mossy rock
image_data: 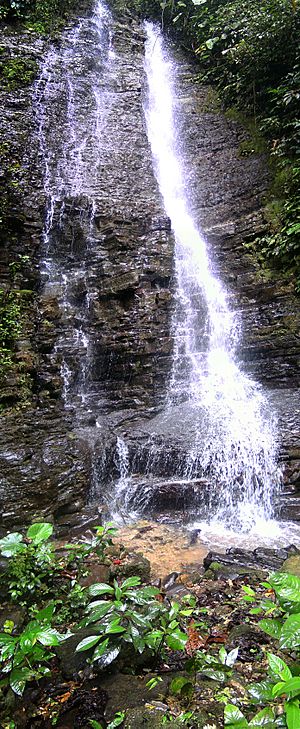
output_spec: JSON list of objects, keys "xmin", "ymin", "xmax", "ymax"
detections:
[
  {"xmin": 282, "ymin": 555, "xmax": 300, "ymax": 578},
  {"xmin": 204, "ymin": 560, "xmax": 265, "ymax": 581},
  {"xmin": 123, "ymin": 706, "xmax": 210, "ymax": 728}
]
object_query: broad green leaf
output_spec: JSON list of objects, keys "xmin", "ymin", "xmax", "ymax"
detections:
[
  {"xmin": 205, "ymin": 36, "xmax": 219, "ymax": 50},
  {"xmin": 34, "ymin": 603, "xmax": 56, "ymax": 622},
  {"xmin": 203, "ymin": 667, "xmax": 228, "ymax": 682},
  {"xmin": 84, "ymin": 605, "xmax": 112, "ymax": 625},
  {"xmin": 89, "ymin": 721, "xmax": 102, "ymax": 729},
  {"xmin": 37, "ymin": 628, "xmax": 64, "ymax": 646},
  {"xmin": 226, "ymin": 647, "xmax": 239, "ymax": 667},
  {"xmin": 146, "ymin": 676, "xmax": 163, "ymax": 690},
  {"xmin": 267, "ymin": 652, "xmax": 292, "ymax": 680},
  {"xmin": 91, "ymin": 637, "xmax": 109, "ymax": 661},
  {"xmin": 0, "ymin": 633, "xmax": 16, "ymax": 646},
  {"xmin": 9, "ymin": 667, "xmax": 32, "ymax": 696},
  {"xmin": 273, "ymin": 677, "xmax": 300, "ymax": 698},
  {"xmin": 76, "ymin": 635, "xmax": 101, "ymax": 652},
  {"xmin": 132, "ymin": 635, "xmax": 145, "ymax": 653},
  {"xmin": 259, "ymin": 619, "xmax": 282, "ymax": 640},
  {"xmin": 166, "ymin": 629, "xmax": 187, "ymax": 651},
  {"xmin": 248, "ymin": 680, "xmax": 275, "ymax": 703},
  {"xmin": 269, "ymin": 572, "xmax": 300, "ymax": 605},
  {"xmin": 105, "ymin": 624, "xmax": 126, "ymax": 635},
  {"xmin": 145, "ymin": 630, "xmax": 164, "ymax": 649},
  {"xmin": 86, "ymin": 599, "xmax": 110, "ymax": 611},
  {"xmin": 94, "ymin": 645, "xmax": 120, "ymax": 668},
  {"xmin": 0, "ymin": 532, "xmax": 23, "ymax": 557},
  {"xmin": 121, "ymin": 576, "xmax": 141, "ymax": 590},
  {"xmin": 108, "ymin": 712, "xmax": 126, "ymax": 729},
  {"xmin": 280, "ymin": 614, "xmax": 300, "ymax": 649},
  {"xmin": 27, "ymin": 522, "xmax": 53, "ymax": 544},
  {"xmin": 88, "ymin": 583, "xmax": 114, "ymax": 597},
  {"xmin": 249, "ymin": 706, "xmax": 275, "ymax": 726},
  {"xmin": 20, "ymin": 631, "xmax": 35, "ymax": 652},
  {"xmin": 224, "ymin": 703, "xmax": 248, "ymax": 727},
  {"xmin": 242, "ymin": 586, "xmax": 255, "ymax": 597},
  {"xmin": 170, "ymin": 676, "xmax": 192, "ymax": 695},
  {"xmin": 219, "ymin": 646, "xmax": 227, "ymax": 664},
  {"xmin": 137, "ymin": 586, "xmax": 160, "ymax": 598},
  {"xmin": 285, "ymin": 700, "xmax": 300, "ymax": 729}
]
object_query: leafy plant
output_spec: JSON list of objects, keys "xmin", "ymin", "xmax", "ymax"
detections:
[
  {"xmin": 224, "ymin": 703, "xmax": 279, "ymax": 728},
  {"xmin": 240, "ymin": 572, "xmax": 300, "ymax": 727},
  {"xmin": 76, "ymin": 576, "xmax": 187, "ymax": 668},
  {"xmin": 65, "ymin": 522, "xmax": 118, "ymax": 565},
  {"xmin": 89, "ymin": 713, "xmax": 125, "ymax": 729},
  {"xmin": 0, "ymin": 522, "xmax": 57, "ymax": 603},
  {"xmin": 0, "ymin": 604, "xmax": 68, "ymax": 695}
]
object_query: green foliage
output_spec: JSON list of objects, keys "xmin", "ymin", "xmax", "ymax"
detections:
[
  {"xmin": 224, "ymin": 703, "xmax": 277, "ymax": 728},
  {"xmin": 76, "ymin": 576, "xmax": 187, "ymax": 668},
  {"xmin": 0, "ymin": 56, "xmax": 37, "ymax": 90},
  {"xmin": 0, "ymin": 288, "xmax": 22, "ymax": 377},
  {"xmin": 89, "ymin": 713, "xmax": 125, "ymax": 729},
  {"xmin": 0, "ymin": 522, "xmax": 58, "ymax": 602},
  {"xmin": 0, "ymin": 0, "xmax": 79, "ymax": 30},
  {"xmin": 0, "ymin": 522, "xmax": 118, "ymax": 609},
  {"xmin": 0, "ymin": 606, "xmax": 68, "ymax": 695},
  {"xmin": 65, "ymin": 522, "xmax": 118, "ymax": 564},
  {"xmin": 240, "ymin": 571, "xmax": 300, "ymax": 727}
]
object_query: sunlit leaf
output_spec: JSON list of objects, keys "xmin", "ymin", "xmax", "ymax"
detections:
[{"xmin": 27, "ymin": 522, "xmax": 53, "ymax": 544}]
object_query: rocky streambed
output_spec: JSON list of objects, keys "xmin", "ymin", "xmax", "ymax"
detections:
[{"xmin": 2, "ymin": 521, "xmax": 300, "ymax": 729}]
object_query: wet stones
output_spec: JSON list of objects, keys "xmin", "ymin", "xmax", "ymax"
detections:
[{"xmin": 203, "ymin": 545, "xmax": 300, "ymax": 576}]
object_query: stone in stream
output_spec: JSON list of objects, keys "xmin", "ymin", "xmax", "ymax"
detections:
[
  {"xmin": 203, "ymin": 545, "xmax": 300, "ymax": 577},
  {"xmin": 282, "ymin": 554, "xmax": 300, "ymax": 577}
]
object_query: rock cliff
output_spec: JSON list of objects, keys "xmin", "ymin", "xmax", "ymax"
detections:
[{"xmin": 0, "ymin": 5, "xmax": 299, "ymax": 529}]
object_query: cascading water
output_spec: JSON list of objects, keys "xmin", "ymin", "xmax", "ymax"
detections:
[
  {"xmin": 33, "ymin": 1, "xmax": 115, "ymax": 416},
  {"xmin": 140, "ymin": 23, "xmax": 282, "ymax": 535}
]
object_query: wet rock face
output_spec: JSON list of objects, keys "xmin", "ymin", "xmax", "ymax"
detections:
[
  {"xmin": 0, "ymin": 11, "xmax": 174, "ymax": 528},
  {"xmin": 0, "ymin": 11, "xmax": 299, "ymax": 529}
]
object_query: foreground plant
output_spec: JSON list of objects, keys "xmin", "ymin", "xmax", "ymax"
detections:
[
  {"xmin": 0, "ymin": 603, "xmax": 68, "ymax": 696},
  {"xmin": 89, "ymin": 713, "xmax": 125, "ymax": 729},
  {"xmin": 76, "ymin": 576, "xmax": 187, "ymax": 668},
  {"xmin": 0, "ymin": 521, "xmax": 118, "ymax": 608},
  {"xmin": 0, "ymin": 522, "xmax": 57, "ymax": 603}
]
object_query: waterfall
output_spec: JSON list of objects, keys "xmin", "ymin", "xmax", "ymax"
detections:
[
  {"xmin": 143, "ymin": 23, "xmax": 282, "ymax": 533},
  {"xmin": 33, "ymin": 1, "xmax": 114, "ymax": 416}
]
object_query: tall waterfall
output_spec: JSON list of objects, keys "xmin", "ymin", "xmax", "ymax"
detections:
[{"xmin": 143, "ymin": 23, "xmax": 282, "ymax": 533}]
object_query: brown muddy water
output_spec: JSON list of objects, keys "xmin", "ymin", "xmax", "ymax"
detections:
[{"xmin": 116, "ymin": 519, "xmax": 209, "ymax": 578}]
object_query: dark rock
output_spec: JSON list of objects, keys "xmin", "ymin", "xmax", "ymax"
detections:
[
  {"xmin": 111, "ymin": 552, "xmax": 151, "ymax": 582},
  {"xmin": 203, "ymin": 546, "xmax": 300, "ymax": 574},
  {"xmin": 101, "ymin": 673, "xmax": 169, "ymax": 723},
  {"xmin": 162, "ymin": 571, "xmax": 179, "ymax": 591},
  {"xmin": 56, "ymin": 627, "xmax": 94, "ymax": 679}
]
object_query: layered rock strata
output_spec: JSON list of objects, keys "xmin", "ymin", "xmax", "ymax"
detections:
[{"xmin": 0, "ymin": 9, "xmax": 299, "ymax": 528}]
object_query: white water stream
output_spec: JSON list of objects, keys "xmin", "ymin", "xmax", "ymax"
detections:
[
  {"xmin": 143, "ymin": 23, "xmax": 283, "ymax": 537},
  {"xmin": 34, "ymin": 1, "xmax": 115, "ymax": 413}
]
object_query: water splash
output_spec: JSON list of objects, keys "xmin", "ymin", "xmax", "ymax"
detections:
[
  {"xmin": 143, "ymin": 23, "xmax": 282, "ymax": 531},
  {"xmin": 111, "ymin": 437, "xmax": 138, "ymax": 522}
]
